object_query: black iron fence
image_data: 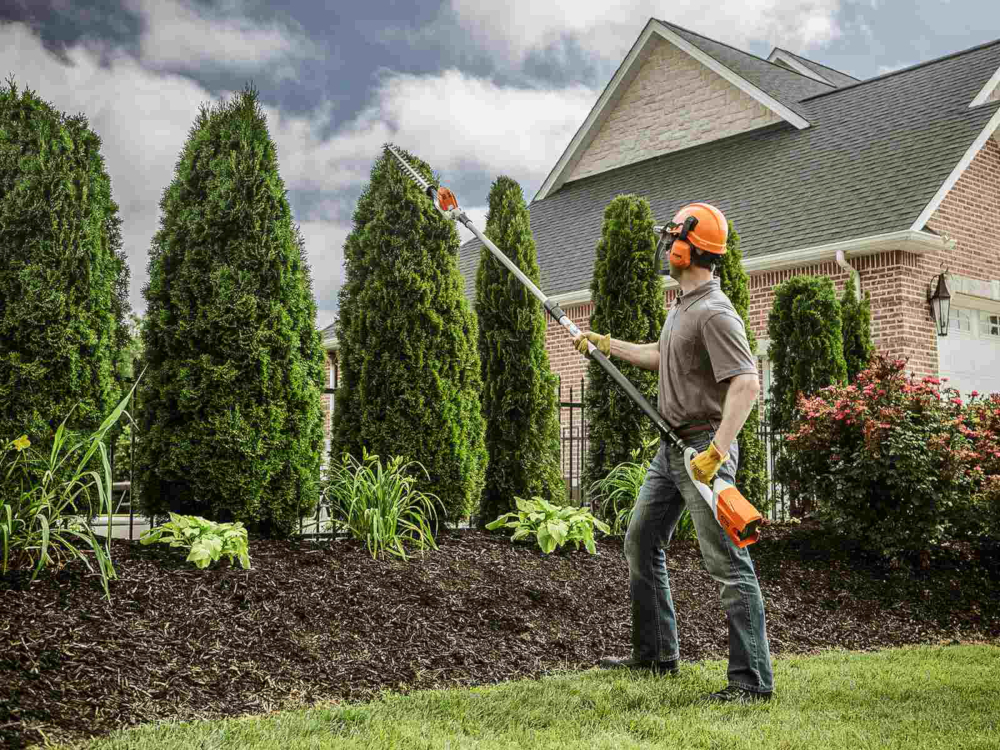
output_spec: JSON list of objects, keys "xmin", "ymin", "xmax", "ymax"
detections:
[{"xmin": 93, "ymin": 373, "xmax": 791, "ymax": 542}]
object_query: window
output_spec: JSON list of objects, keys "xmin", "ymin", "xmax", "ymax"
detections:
[
  {"xmin": 950, "ymin": 307, "xmax": 972, "ymax": 333},
  {"xmin": 981, "ymin": 311, "xmax": 1000, "ymax": 339}
]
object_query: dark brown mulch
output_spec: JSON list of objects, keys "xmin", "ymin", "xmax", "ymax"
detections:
[{"xmin": 2, "ymin": 519, "xmax": 999, "ymax": 749}]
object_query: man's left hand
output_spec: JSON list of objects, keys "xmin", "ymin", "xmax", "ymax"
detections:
[{"xmin": 691, "ymin": 441, "xmax": 728, "ymax": 484}]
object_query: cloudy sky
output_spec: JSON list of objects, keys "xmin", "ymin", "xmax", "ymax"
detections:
[{"xmin": 2, "ymin": 1, "xmax": 999, "ymax": 330}]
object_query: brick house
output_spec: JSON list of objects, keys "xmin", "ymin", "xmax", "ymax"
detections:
[{"xmin": 321, "ymin": 18, "xmax": 1000, "ymax": 479}]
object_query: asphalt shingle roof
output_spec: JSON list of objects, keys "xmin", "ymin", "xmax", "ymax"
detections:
[
  {"xmin": 773, "ymin": 47, "xmax": 861, "ymax": 88},
  {"xmin": 457, "ymin": 36, "xmax": 1000, "ymax": 302}
]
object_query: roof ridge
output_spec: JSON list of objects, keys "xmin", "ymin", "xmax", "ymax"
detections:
[
  {"xmin": 801, "ymin": 36, "xmax": 1000, "ymax": 102},
  {"xmin": 773, "ymin": 47, "xmax": 861, "ymax": 82},
  {"xmin": 657, "ymin": 19, "xmax": 835, "ymax": 89}
]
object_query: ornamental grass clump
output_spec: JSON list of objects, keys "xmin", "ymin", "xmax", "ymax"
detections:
[
  {"xmin": 782, "ymin": 354, "xmax": 979, "ymax": 559},
  {"xmin": 321, "ymin": 448, "xmax": 444, "ymax": 560},
  {"xmin": 0, "ymin": 381, "xmax": 139, "ymax": 602},
  {"xmin": 589, "ymin": 437, "xmax": 696, "ymax": 541}
]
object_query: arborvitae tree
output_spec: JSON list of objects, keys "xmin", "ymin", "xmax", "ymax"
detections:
[
  {"xmin": 716, "ymin": 221, "xmax": 769, "ymax": 515},
  {"xmin": 475, "ymin": 176, "xmax": 563, "ymax": 524},
  {"xmin": 583, "ymin": 195, "xmax": 665, "ymax": 513},
  {"xmin": 331, "ymin": 145, "xmax": 487, "ymax": 525},
  {"xmin": 767, "ymin": 275, "xmax": 848, "ymax": 433},
  {"xmin": 840, "ymin": 272, "xmax": 874, "ymax": 383},
  {"xmin": 0, "ymin": 77, "xmax": 130, "ymax": 506},
  {"xmin": 137, "ymin": 84, "xmax": 326, "ymax": 538}
]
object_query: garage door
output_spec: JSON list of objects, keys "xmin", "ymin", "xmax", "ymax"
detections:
[{"xmin": 938, "ymin": 306, "xmax": 1000, "ymax": 398}]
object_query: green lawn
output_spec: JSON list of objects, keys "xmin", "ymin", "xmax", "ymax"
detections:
[{"xmin": 47, "ymin": 644, "xmax": 1000, "ymax": 750}]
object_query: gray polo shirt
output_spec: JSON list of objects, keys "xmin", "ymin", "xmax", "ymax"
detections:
[{"xmin": 658, "ymin": 279, "xmax": 757, "ymax": 429}]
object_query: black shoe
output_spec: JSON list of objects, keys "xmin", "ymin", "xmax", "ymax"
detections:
[
  {"xmin": 706, "ymin": 685, "xmax": 772, "ymax": 703},
  {"xmin": 597, "ymin": 656, "xmax": 679, "ymax": 676}
]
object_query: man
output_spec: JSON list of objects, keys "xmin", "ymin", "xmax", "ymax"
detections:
[{"xmin": 573, "ymin": 202, "xmax": 773, "ymax": 703}]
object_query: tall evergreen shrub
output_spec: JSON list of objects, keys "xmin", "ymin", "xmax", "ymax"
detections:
[
  {"xmin": 716, "ymin": 222, "xmax": 769, "ymax": 515},
  {"xmin": 582, "ymin": 195, "xmax": 665, "ymax": 511},
  {"xmin": 767, "ymin": 275, "xmax": 848, "ymax": 433},
  {"xmin": 137, "ymin": 85, "xmax": 326, "ymax": 538},
  {"xmin": 475, "ymin": 176, "xmax": 563, "ymax": 524},
  {"xmin": 0, "ymin": 77, "xmax": 131, "ymax": 507},
  {"xmin": 331, "ymin": 145, "xmax": 487, "ymax": 524},
  {"xmin": 840, "ymin": 273, "xmax": 874, "ymax": 383}
]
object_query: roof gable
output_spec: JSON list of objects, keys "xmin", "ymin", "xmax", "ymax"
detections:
[
  {"xmin": 533, "ymin": 18, "xmax": 812, "ymax": 202},
  {"xmin": 971, "ymin": 64, "xmax": 1000, "ymax": 106}
]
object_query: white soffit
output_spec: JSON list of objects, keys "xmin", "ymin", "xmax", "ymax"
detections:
[
  {"xmin": 533, "ymin": 19, "xmax": 811, "ymax": 203},
  {"xmin": 766, "ymin": 50, "xmax": 831, "ymax": 84},
  {"xmin": 910, "ymin": 104, "xmax": 1000, "ymax": 230},
  {"xmin": 970, "ymin": 65, "xmax": 1000, "ymax": 107}
]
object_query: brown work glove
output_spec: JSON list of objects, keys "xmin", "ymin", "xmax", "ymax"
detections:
[
  {"xmin": 574, "ymin": 331, "xmax": 610, "ymax": 358},
  {"xmin": 690, "ymin": 441, "xmax": 729, "ymax": 484}
]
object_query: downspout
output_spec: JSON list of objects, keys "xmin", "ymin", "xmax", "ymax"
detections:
[{"xmin": 836, "ymin": 250, "xmax": 861, "ymax": 298}]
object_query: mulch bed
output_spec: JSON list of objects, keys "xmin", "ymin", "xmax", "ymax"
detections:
[{"xmin": 2, "ymin": 519, "xmax": 999, "ymax": 749}]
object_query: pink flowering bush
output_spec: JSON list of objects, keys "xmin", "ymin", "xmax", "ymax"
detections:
[{"xmin": 779, "ymin": 354, "xmax": 997, "ymax": 558}]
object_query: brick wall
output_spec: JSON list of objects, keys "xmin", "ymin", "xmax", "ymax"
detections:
[
  {"xmin": 568, "ymin": 36, "xmax": 781, "ymax": 182},
  {"xmin": 321, "ymin": 351, "xmax": 337, "ymax": 438}
]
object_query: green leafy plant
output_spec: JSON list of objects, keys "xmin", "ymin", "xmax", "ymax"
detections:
[
  {"xmin": 583, "ymin": 194, "xmax": 665, "ymax": 516},
  {"xmin": 321, "ymin": 448, "xmax": 445, "ymax": 560},
  {"xmin": 476, "ymin": 175, "xmax": 564, "ymax": 522},
  {"xmin": 590, "ymin": 438, "xmax": 696, "ymax": 541},
  {"xmin": 0, "ymin": 380, "xmax": 140, "ymax": 602},
  {"xmin": 332, "ymin": 144, "xmax": 487, "ymax": 525},
  {"xmin": 139, "ymin": 513, "xmax": 251, "ymax": 570},
  {"xmin": 486, "ymin": 496, "xmax": 611, "ymax": 554},
  {"xmin": 137, "ymin": 84, "xmax": 326, "ymax": 539}
]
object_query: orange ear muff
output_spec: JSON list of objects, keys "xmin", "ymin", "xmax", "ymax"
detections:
[{"xmin": 669, "ymin": 240, "xmax": 692, "ymax": 269}]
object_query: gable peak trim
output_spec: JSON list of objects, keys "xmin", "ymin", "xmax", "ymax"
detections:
[
  {"xmin": 766, "ymin": 49, "xmax": 832, "ymax": 84},
  {"xmin": 533, "ymin": 19, "xmax": 810, "ymax": 203}
]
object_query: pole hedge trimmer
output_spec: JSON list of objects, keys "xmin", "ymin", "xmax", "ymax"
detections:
[{"xmin": 384, "ymin": 144, "xmax": 762, "ymax": 548}]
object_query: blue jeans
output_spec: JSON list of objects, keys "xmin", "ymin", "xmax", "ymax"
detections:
[{"xmin": 624, "ymin": 432, "xmax": 773, "ymax": 694}]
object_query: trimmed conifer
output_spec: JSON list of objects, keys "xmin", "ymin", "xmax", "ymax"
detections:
[
  {"xmin": 137, "ymin": 84, "xmax": 326, "ymax": 538},
  {"xmin": 840, "ymin": 273, "xmax": 874, "ymax": 383},
  {"xmin": 331, "ymin": 145, "xmax": 487, "ymax": 524},
  {"xmin": 475, "ymin": 176, "xmax": 563, "ymax": 525},
  {"xmin": 767, "ymin": 275, "xmax": 848, "ymax": 433},
  {"xmin": 0, "ymin": 77, "xmax": 131, "ymax": 506},
  {"xmin": 582, "ymin": 195, "xmax": 665, "ymax": 512},
  {"xmin": 716, "ymin": 222, "xmax": 769, "ymax": 515}
]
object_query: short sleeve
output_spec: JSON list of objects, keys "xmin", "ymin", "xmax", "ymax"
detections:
[{"xmin": 701, "ymin": 311, "xmax": 757, "ymax": 383}]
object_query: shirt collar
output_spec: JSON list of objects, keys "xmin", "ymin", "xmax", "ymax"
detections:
[{"xmin": 676, "ymin": 278, "xmax": 719, "ymax": 309}]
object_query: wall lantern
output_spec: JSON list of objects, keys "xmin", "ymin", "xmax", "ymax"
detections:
[{"xmin": 928, "ymin": 272, "xmax": 951, "ymax": 337}]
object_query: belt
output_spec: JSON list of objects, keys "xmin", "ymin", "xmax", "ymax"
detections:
[{"xmin": 674, "ymin": 422, "xmax": 714, "ymax": 439}]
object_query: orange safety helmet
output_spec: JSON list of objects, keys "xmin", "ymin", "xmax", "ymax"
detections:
[{"xmin": 661, "ymin": 202, "xmax": 729, "ymax": 270}]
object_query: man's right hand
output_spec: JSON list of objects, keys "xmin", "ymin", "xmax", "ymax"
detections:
[{"xmin": 574, "ymin": 331, "xmax": 611, "ymax": 358}]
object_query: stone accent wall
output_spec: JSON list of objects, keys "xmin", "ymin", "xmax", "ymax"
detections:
[
  {"xmin": 321, "ymin": 351, "xmax": 337, "ymax": 438},
  {"xmin": 568, "ymin": 36, "xmax": 782, "ymax": 183}
]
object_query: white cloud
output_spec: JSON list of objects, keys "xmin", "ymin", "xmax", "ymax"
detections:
[
  {"xmin": 124, "ymin": 0, "xmax": 321, "ymax": 77},
  {"xmin": 443, "ymin": 0, "xmax": 843, "ymax": 65},
  {"xmin": 296, "ymin": 219, "xmax": 351, "ymax": 321},
  {"xmin": 263, "ymin": 68, "xmax": 596, "ymax": 197},
  {"xmin": 877, "ymin": 61, "xmax": 914, "ymax": 75}
]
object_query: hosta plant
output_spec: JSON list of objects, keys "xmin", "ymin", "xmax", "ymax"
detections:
[
  {"xmin": 321, "ymin": 447, "xmax": 444, "ymax": 560},
  {"xmin": 0, "ymin": 381, "xmax": 139, "ymax": 603},
  {"xmin": 590, "ymin": 438, "xmax": 697, "ymax": 541},
  {"xmin": 139, "ymin": 513, "xmax": 251, "ymax": 570},
  {"xmin": 486, "ymin": 496, "xmax": 611, "ymax": 554}
]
